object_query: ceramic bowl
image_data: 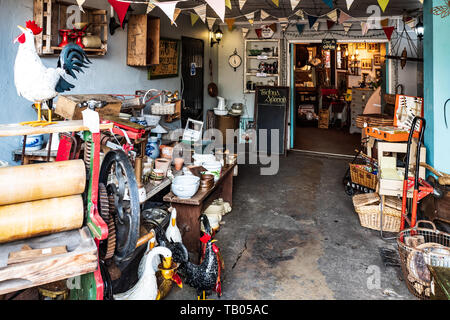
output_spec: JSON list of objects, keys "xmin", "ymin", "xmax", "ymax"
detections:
[
  {"xmin": 202, "ymin": 161, "xmax": 222, "ymax": 181},
  {"xmin": 214, "ymin": 108, "xmax": 229, "ymax": 116},
  {"xmin": 192, "ymin": 153, "xmax": 216, "ymax": 166},
  {"xmin": 144, "ymin": 114, "xmax": 161, "ymax": 127},
  {"xmin": 171, "ymin": 175, "xmax": 200, "ymax": 199}
]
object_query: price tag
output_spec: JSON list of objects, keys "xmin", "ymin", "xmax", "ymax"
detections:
[{"xmin": 257, "ymin": 55, "xmax": 268, "ymax": 60}]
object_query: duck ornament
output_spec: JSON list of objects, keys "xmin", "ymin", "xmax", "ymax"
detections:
[
  {"xmin": 166, "ymin": 207, "xmax": 182, "ymax": 243},
  {"xmin": 113, "ymin": 246, "xmax": 173, "ymax": 300}
]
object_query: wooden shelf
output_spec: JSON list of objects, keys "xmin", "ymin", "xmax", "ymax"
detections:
[{"xmin": 50, "ymin": 46, "xmax": 106, "ymax": 56}]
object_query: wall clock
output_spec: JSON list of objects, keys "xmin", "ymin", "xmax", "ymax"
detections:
[{"xmin": 228, "ymin": 49, "xmax": 242, "ymax": 72}]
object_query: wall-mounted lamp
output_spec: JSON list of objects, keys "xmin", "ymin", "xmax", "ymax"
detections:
[
  {"xmin": 210, "ymin": 27, "xmax": 223, "ymax": 47},
  {"xmin": 415, "ymin": 18, "xmax": 424, "ymax": 41}
]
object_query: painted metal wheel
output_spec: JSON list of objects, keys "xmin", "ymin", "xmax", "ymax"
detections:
[{"xmin": 99, "ymin": 150, "xmax": 140, "ymax": 264}]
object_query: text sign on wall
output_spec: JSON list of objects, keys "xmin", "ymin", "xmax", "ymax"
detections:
[{"xmin": 322, "ymin": 39, "xmax": 337, "ymax": 50}]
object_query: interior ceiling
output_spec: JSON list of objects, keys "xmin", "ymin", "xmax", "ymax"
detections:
[{"xmin": 171, "ymin": 0, "xmax": 423, "ymax": 19}]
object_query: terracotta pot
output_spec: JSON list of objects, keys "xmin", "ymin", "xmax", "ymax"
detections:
[
  {"xmin": 174, "ymin": 158, "xmax": 184, "ymax": 171},
  {"xmin": 155, "ymin": 158, "xmax": 171, "ymax": 173}
]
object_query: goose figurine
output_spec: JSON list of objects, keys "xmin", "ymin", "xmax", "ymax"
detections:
[
  {"xmin": 113, "ymin": 246, "xmax": 172, "ymax": 300},
  {"xmin": 138, "ymin": 230, "xmax": 160, "ymax": 278},
  {"xmin": 166, "ymin": 207, "xmax": 182, "ymax": 243}
]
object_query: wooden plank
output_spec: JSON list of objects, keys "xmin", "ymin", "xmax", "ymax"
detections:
[
  {"xmin": 0, "ymin": 121, "xmax": 113, "ymax": 137},
  {"xmin": 8, "ymin": 246, "xmax": 68, "ymax": 265},
  {"xmin": 0, "ymin": 227, "xmax": 97, "ymax": 295}
]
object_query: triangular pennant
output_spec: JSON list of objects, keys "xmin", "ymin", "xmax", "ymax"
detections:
[
  {"xmin": 261, "ymin": 10, "xmax": 271, "ymax": 20},
  {"xmin": 327, "ymin": 9, "xmax": 338, "ymax": 22},
  {"xmin": 239, "ymin": 0, "xmax": 247, "ymax": 10},
  {"xmin": 108, "ymin": 0, "xmax": 129, "ymax": 27},
  {"xmin": 193, "ymin": 4, "xmax": 207, "ymax": 23},
  {"xmin": 380, "ymin": 18, "xmax": 389, "ymax": 28},
  {"xmin": 242, "ymin": 27, "xmax": 249, "ymax": 38},
  {"xmin": 225, "ymin": 0, "xmax": 232, "ymax": 10},
  {"xmin": 171, "ymin": 8, "xmax": 181, "ymax": 25},
  {"xmin": 308, "ymin": 15, "xmax": 318, "ymax": 29},
  {"xmin": 343, "ymin": 22, "xmax": 352, "ymax": 34},
  {"xmin": 346, "ymin": 0, "xmax": 354, "ymax": 11},
  {"xmin": 255, "ymin": 28, "xmax": 262, "ymax": 39},
  {"xmin": 272, "ymin": 0, "xmax": 279, "ymax": 7},
  {"xmin": 147, "ymin": 2, "xmax": 156, "ymax": 14},
  {"xmin": 377, "ymin": 0, "xmax": 390, "ymax": 12},
  {"xmin": 361, "ymin": 21, "xmax": 369, "ymax": 35},
  {"xmin": 205, "ymin": 0, "xmax": 226, "ymax": 23},
  {"xmin": 290, "ymin": 0, "xmax": 301, "ymax": 11},
  {"xmin": 207, "ymin": 17, "xmax": 216, "ymax": 30},
  {"xmin": 327, "ymin": 20, "xmax": 335, "ymax": 30},
  {"xmin": 245, "ymin": 12, "xmax": 255, "ymax": 25},
  {"xmin": 268, "ymin": 23, "xmax": 277, "ymax": 33},
  {"xmin": 312, "ymin": 21, "xmax": 320, "ymax": 31},
  {"xmin": 383, "ymin": 26, "xmax": 395, "ymax": 41},
  {"xmin": 338, "ymin": 11, "xmax": 351, "ymax": 24},
  {"xmin": 295, "ymin": 9, "xmax": 305, "ymax": 20},
  {"xmin": 296, "ymin": 24, "xmax": 305, "ymax": 35},
  {"xmin": 405, "ymin": 17, "xmax": 416, "ymax": 30},
  {"xmin": 322, "ymin": 0, "xmax": 333, "ymax": 9},
  {"xmin": 154, "ymin": 1, "xmax": 180, "ymax": 25},
  {"xmin": 76, "ymin": 0, "xmax": 85, "ymax": 12},
  {"xmin": 190, "ymin": 13, "xmax": 200, "ymax": 26},
  {"xmin": 225, "ymin": 18, "xmax": 235, "ymax": 31}
]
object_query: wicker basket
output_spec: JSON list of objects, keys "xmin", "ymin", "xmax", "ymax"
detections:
[
  {"xmin": 349, "ymin": 163, "xmax": 378, "ymax": 190},
  {"xmin": 397, "ymin": 221, "xmax": 450, "ymax": 299},
  {"xmin": 352, "ymin": 193, "xmax": 401, "ymax": 233}
]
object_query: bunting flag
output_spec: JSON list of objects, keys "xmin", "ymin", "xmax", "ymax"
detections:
[
  {"xmin": 327, "ymin": 9, "xmax": 338, "ymax": 22},
  {"xmin": 108, "ymin": 0, "xmax": 130, "ymax": 27},
  {"xmin": 295, "ymin": 9, "xmax": 305, "ymax": 20},
  {"xmin": 193, "ymin": 4, "xmax": 207, "ymax": 23},
  {"xmin": 225, "ymin": 0, "xmax": 232, "ymax": 10},
  {"xmin": 153, "ymin": 1, "xmax": 181, "ymax": 25},
  {"xmin": 290, "ymin": 0, "xmax": 301, "ymax": 11},
  {"xmin": 346, "ymin": 0, "xmax": 354, "ymax": 10},
  {"xmin": 261, "ymin": 10, "xmax": 271, "ymax": 20},
  {"xmin": 405, "ymin": 17, "xmax": 416, "ymax": 29},
  {"xmin": 327, "ymin": 20, "xmax": 335, "ymax": 30},
  {"xmin": 255, "ymin": 28, "xmax": 262, "ymax": 39},
  {"xmin": 308, "ymin": 15, "xmax": 318, "ymax": 29},
  {"xmin": 242, "ymin": 27, "xmax": 249, "ymax": 38},
  {"xmin": 312, "ymin": 21, "xmax": 320, "ymax": 31},
  {"xmin": 205, "ymin": 0, "xmax": 226, "ymax": 22},
  {"xmin": 239, "ymin": 0, "xmax": 247, "ymax": 10},
  {"xmin": 171, "ymin": 8, "xmax": 181, "ymax": 25},
  {"xmin": 380, "ymin": 18, "xmax": 389, "ymax": 28},
  {"xmin": 383, "ymin": 26, "xmax": 395, "ymax": 41},
  {"xmin": 272, "ymin": 0, "xmax": 279, "ymax": 7},
  {"xmin": 190, "ymin": 13, "xmax": 199, "ymax": 26},
  {"xmin": 322, "ymin": 0, "xmax": 333, "ymax": 9},
  {"xmin": 296, "ymin": 23, "xmax": 305, "ymax": 35},
  {"xmin": 207, "ymin": 17, "xmax": 216, "ymax": 30},
  {"xmin": 147, "ymin": 1, "xmax": 156, "ymax": 14},
  {"xmin": 377, "ymin": 0, "xmax": 390, "ymax": 12},
  {"xmin": 245, "ymin": 12, "xmax": 255, "ymax": 25},
  {"xmin": 76, "ymin": 0, "xmax": 85, "ymax": 12},
  {"xmin": 343, "ymin": 22, "xmax": 352, "ymax": 34},
  {"xmin": 361, "ymin": 21, "xmax": 369, "ymax": 35},
  {"xmin": 225, "ymin": 18, "xmax": 235, "ymax": 31},
  {"xmin": 338, "ymin": 11, "xmax": 351, "ymax": 24},
  {"xmin": 269, "ymin": 23, "xmax": 277, "ymax": 33}
]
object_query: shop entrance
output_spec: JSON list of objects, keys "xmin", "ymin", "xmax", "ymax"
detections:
[{"xmin": 289, "ymin": 41, "xmax": 388, "ymax": 156}]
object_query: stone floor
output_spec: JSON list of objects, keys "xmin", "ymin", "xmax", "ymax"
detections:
[{"xmin": 166, "ymin": 151, "xmax": 414, "ymax": 300}]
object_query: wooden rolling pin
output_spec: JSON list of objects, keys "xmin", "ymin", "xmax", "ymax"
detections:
[
  {"xmin": 0, "ymin": 160, "xmax": 86, "ymax": 206},
  {"xmin": 0, "ymin": 195, "xmax": 84, "ymax": 243}
]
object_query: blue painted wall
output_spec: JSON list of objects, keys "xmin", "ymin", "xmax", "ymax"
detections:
[
  {"xmin": 0, "ymin": 0, "xmax": 218, "ymax": 163},
  {"xmin": 424, "ymin": 0, "xmax": 450, "ymax": 173}
]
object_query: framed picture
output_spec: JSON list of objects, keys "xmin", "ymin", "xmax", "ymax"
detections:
[
  {"xmin": 367, "ymin": 43, "xmax": 380, "ymax": 52},
  {"xmin": 361, "ymin": 59, "xmax": 372, "ymax": 70},
  {"xmin": 375, "ymin": 68, "xmax": 382, "ymax": 79},
  {"xmin": 356, "ymin": 42, "xmax": 366, "ymax": 50},
  {"xmin": 148, "ymin": 38, "xmax": 180, "ymax": 79},
  {"xmin": 373, "ymin": 54, "xmax": 382, "ymax": 66}
]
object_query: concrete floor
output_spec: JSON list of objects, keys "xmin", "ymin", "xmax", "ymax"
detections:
[{"xmin": 166, "ymin": 151, "xmax": 414, "ymax": 300}]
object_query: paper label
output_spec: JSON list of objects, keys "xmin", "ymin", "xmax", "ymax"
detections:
[
  {"xmin": 42, "ymin": 248, "xmax": 52, "ymax": 254},
  {"xmin": 82, "ymin": 109, "xmax": 100, "ymax": 133}
]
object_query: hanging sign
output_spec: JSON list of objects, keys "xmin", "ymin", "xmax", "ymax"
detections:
[
  {"xmin": 190, "ymin": 62, "xmax": 197, "ymax": 76},
  {"xmin": 322, "ymin": 39, "xmax": 337, "ymax": 50},
  {"xmin": 261, "ymin": 25, "xmax": 275, "ymax": 38}
]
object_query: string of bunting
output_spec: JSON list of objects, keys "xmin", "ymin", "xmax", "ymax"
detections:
[{"xmin": 106, "ymin": 0, "xmax": 416, "ymax": 39}]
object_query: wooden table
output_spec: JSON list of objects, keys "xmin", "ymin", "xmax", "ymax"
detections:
[
  {"xmin": 163, "ymin": 163, "xmax": 236, "ymax": 261},
  {"xmin": 13, "ymin": 148, "xmax": 57, "ymax": 164}
]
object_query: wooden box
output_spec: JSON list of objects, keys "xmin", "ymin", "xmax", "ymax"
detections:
[
  {"xmin": 127, "ymin": 15, "xmax": 160, "ymax": 66},
  {"xmin": 33, "ymin": 0, "xmax": 108, "ymax": 56},
  {"xmin": 55, "ymin": 94, "xmax": 122, "ymax": 120}
]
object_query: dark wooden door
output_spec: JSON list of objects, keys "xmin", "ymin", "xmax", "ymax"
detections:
[{"xmin": 181, "ymin": 37, "xmax": 204, "ymax": 125}]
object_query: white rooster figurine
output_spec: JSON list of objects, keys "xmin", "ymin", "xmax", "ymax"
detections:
[
  {"xmin": 113, "ymin": 246, "xmax": 173, "ymax": 300},
  {"xmin": 14, "ymin": 20, "xmax": 91, "ymax": 127},
  {"xmin": 166, "ymin": 207, "xmax": 182, "ymax": 243}
]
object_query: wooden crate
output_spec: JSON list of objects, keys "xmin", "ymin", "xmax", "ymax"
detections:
[
  {"xmin": 55, "ymin": 94, "xmax": 122, "ymax": 120},
  {"xmin": 33, "ymin": 0, "xmax": 107, "ymax": 56},
  {"xmin": 127, "ymin": 15, "xmax": 160, "ymax": 66}
]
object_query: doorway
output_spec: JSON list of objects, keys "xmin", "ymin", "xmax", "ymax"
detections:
[
  {"xmin": 289, "ymin": 41, "xmax": 388, "ymax": 156},
  {"xmin": 181, "ymin": 37, "xmax": 204, "ymax": 125}
]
